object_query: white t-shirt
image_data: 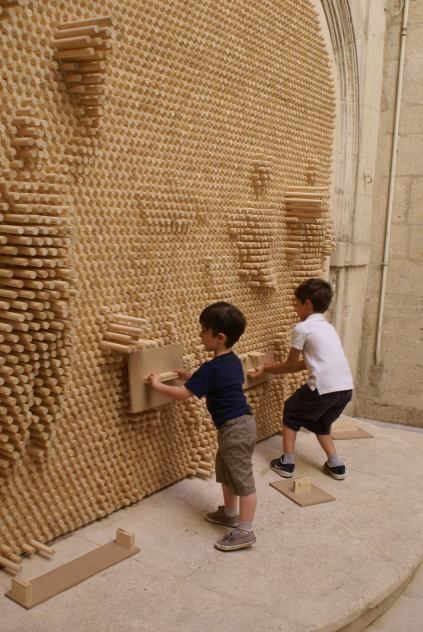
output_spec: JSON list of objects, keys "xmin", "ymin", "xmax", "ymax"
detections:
[{"xmin": 291, "ymin": 313, "xmax": 354, "ymax": 395}]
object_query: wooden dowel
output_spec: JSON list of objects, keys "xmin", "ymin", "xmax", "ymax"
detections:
[
  {"xmin": 55, "ymin": 16, "xmax": 113, "ymax": 30},
  {"xmin": 286, "ymin": 186, "xmax": 326, "ymax": 191},
  {"xmin": 113, "ymin": 314, "xmax": 147, "ymax": 325},
  {"xmin": 73, "ymin": 61, "xmax": 106, "ymax": 73},
  {"xmin": 29, "ymin": 539, "xmax": 55, "ymax": 555},
  {"xmin": 0, "ymin": 0, "xmax": 27, "ymax": 7},
  {"xmin": 0, "ymin": 554, "xmax": 21, "ymax": 571},
  {"xmin": 143, "ymin": 371, "xmax": 178, "ymax": 383},
  {"xmin": 100, "ymin": 340, "xmax": 130, "ymax": 353},
  {"xmin": 108, "ymin": 323, "xmax": 144, "ymax": 336},
  {"xmin": 285, "ymin": 191, "xmax": 326, "ymax": 197},
  {"xmin": 21, "ymin": 544, "xmax": 35, "ymax": 556},
  {"xmin": 103, "ymin": 332, "xmax": 133, "ymax": 343},
  {"xmin": 52, "ymin": 36, "xmax": 93, "ymax": 50},
  {"xmin": 55, "ymin": 47, "xmax": 96, "ymax": 61},
  {"xmin": 54, "ymin": 25, "xmax": 100, "ymax": 39},
  {"xmin": 285, "ymin": 199, "xmax": 322, "ymax": 206}
]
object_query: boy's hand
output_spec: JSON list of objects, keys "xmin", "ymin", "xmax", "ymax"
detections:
[
  {"xmin": 247, "ymin": 365, "xmax": 266, "ymax": 379},
  {"xmin": 148, "ymin": 373, "xmax": 162, "ymax": 388},
  {"xmin": 176, "ymin": 368, "xmax": 192, "ymax": 381}
]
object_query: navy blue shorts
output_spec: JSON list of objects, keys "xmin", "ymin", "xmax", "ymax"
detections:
[{"xmin": 283, "ymin": 384, "xmax": 353, "ymax": 435}]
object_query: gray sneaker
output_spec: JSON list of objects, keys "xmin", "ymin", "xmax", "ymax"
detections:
[
  {"xmin": 214, "ymin": 527, "xmax": 256, "ymax": 551},
  {"xmin": 205, "ymin": 506, "xmax": 239, "ymax": 527}
]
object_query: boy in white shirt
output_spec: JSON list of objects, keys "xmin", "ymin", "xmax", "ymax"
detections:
[{"xmin": 250, "ymin": 278, "xmax": 353, "ymax": 479}]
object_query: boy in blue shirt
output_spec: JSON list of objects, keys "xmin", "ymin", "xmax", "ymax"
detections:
[{"xmin": 148, "ymin": 302, "xmax": 257, "ymax": 551}]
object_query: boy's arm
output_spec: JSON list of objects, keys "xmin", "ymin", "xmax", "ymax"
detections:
[
  {"xmin": 265, "ymin": 347, "xmax": 306, "ymax": 374},
  {"xmin": 248, "ymin": 348, "xmax": 306, "ymax": 378},
  {"xmin": 148, "ymin": 373, "xmax": 193, "ymax": 401},
  {"xmin": 177, "ymin": 368, "xmax": 192, "ymax": 380}
]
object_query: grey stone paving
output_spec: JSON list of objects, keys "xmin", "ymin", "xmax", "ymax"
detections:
[{"xmin": 1, "ymin": 418, "xmax": 422, "ymax": 632}]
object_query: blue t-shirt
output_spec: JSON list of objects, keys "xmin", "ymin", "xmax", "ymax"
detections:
[{"xmin": 185, "ymin": 352, "xmax": 251, "ymax": 428}]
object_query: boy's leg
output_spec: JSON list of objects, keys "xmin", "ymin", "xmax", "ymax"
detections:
[
  {"xmin": 270, "ymin": 425, "xmax": 297, "ymax": 476},
  {"xmin": 283, "ymin": 425, "xmax": 297, "ymax": 453},
  {"xmin": 315, "ymin": 433, "xmax": 337, "ymax": 458},
  {"xmin": 271, "ymin": 385, "xmax": 311, "ymax": 473},
  {"xmin": 239, "ymin": 491, "xmax": 257, "ymax": 525},
  {"xmin": 316, "ymin": 433, "xmax": 346, "ymax": 480},
  {"xmin": 215, "ymin": 491, "xmax": 257, "ymax": 551},
  {"xmin": 314, "ymin": 390, "xmax": 352, "ymax": 480},
  {"xmin": 221, "ymin": 482, "xmax": 238, "ymax": 512},
  {"xmin": 205, "ymin": 483, "xmax": 238, "ymax": 526},
  {"xmin": 206, "ymin": 442, "xmax": 240, "ymax": 526},
  {"xmin": 214, "ymin": 416, "xmax": 257, "ymax": 551}
]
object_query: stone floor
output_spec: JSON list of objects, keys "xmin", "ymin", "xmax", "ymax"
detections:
[
  {"xmin": 1, "ymin": 418, "xmax": 422, "ymax": 632},
  {"xmin": 366, "ymin": 562, "xmax": 423, "ymax": 632}
]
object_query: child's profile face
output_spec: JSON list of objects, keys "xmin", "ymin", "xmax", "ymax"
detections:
[
  {"xmin": 199, "ymin": 326, "xmax": 223, "ymax": 352},
  {"xmin": 294, "ymin": 298, "xmax": 313, "ymax": 321}
]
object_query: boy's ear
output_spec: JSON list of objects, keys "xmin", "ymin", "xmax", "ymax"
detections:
[
  {"xmin": 217, "ymin": 332, "xmax": 228, "ymax": 344},
  {"xmin": 304, "ymin": 298, "xmax": 314, "ymax": 312}
]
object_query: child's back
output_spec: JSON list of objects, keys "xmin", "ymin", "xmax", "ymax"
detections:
[{"xmin": 292, "ymin": 313, "xmax": 353, "ymax": 395}]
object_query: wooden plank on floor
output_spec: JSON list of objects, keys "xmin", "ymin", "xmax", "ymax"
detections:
[
  {"xmin": 331, "ymin": 415, "xmax": 374, "ymax": 440},
  {"xmin": 6, "ymin": 535, "xmax": 140, "ymax": 609},
  {"xmin": 270, "ymin": 478, "xmax": 335, "ymax": 507}
]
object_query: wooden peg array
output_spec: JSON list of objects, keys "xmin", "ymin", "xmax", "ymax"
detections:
[
  {"xmin": 138, "ymin": 190, "xmax": 208, "ymax": 234},
  {"xmin": 0, "ymin": 0, "xmax": 28, "ymax": 6},
  {"xmin": 284, "ymin": 168, "xmax": 333, "ymax": 264},
  {"xmin": 0, "ymin": 0, "xmax": 335, "ymax": 555},
  {"xmin": 9, "ymin": 100, "xmax": 48, "ymax": 165},
  {"xmin": 0, "ymin": 168, "xmax": 73, "ymax": 490},
  {"xmin": 0, "ymin": 542, "xmax": 23, "ymax": 575},
  {"xmin": 251, "ymin": 158, "xmax": 272, "ymax": 198},
  {"xmin": 305, "ymin": 160, "xmax": 320, "ymax": 185},
  {"xmin": 29, "ymin": 538, "xmax": 55, "ymax": 558},
  {"xmin": 230, "ymin": 205, "xmax": 279, "ymax": 290},
  {"xmin": 53, "ymin": 16, "xmax": 114, "ymax": 129},
  {"xmin": 0, "ymin": 0, "xmax": 27, "ymax": 22},
  {"xmin": 100, "ymin": 313, "xmax": 157, "ymax": 353}
]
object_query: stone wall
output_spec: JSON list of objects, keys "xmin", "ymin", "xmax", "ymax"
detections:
[
  {"xmin": 356, "ymin": 0, "xmax": 423, "ymax": 425},
  {"xmin": 317, "ymin": 0, "xmax": 386, "ymax": 403}
]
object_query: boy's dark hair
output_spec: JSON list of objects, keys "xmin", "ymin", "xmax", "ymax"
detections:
[
  {"xmin": 199, "ymin": 302, "xmax": 246, "ymax": 348},
  {"xmin": 294, "ymin": 278, "xmax": 333, "ymax": 313}
]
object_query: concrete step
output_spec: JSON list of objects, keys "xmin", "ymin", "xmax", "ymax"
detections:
[{"xmin": 362, "ymin": 548, "xmax": 423, "ymax": 631}]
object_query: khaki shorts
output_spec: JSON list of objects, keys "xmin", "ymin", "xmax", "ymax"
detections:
[{"xmin": 215, "ymin": 414, "xmax": 256, "ymax": 496}]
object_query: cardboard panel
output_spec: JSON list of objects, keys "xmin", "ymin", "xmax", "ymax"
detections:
[{"xmin": 128, "ymin": 344, "xmax": 184, "ymax": 413}]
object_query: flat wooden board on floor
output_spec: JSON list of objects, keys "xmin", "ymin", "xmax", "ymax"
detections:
[
  {"xmin": 269, "ymin": 478, "xmax": 335, "ymax": 507},
  {"xmin": 6, "ymin": 531, "xmax": 140, "ymax": 609},
  {"xmin": 331, "ymin": 415, "xmax": 374, "ymax": 440},
  {"xmin": 128, "ymin": 343, "xmax": 184, "ymax": 413}
]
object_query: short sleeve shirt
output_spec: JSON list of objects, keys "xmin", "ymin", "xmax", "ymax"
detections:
[
  {"xmin": 185, "ymin": 352, "xmax": 251, "ymax": 427},
  {"xmin": 291, "ymin": 313, "xmax": 354, "ymax": 394}
]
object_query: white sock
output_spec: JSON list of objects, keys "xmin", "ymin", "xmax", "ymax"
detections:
[
  {"xmin": 328, "ymin": 454, "xmax": 343, "ymax": 467},
  {"xmin": 238, "ymin": 521, "xmax": 253, "ymax": 532}
]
